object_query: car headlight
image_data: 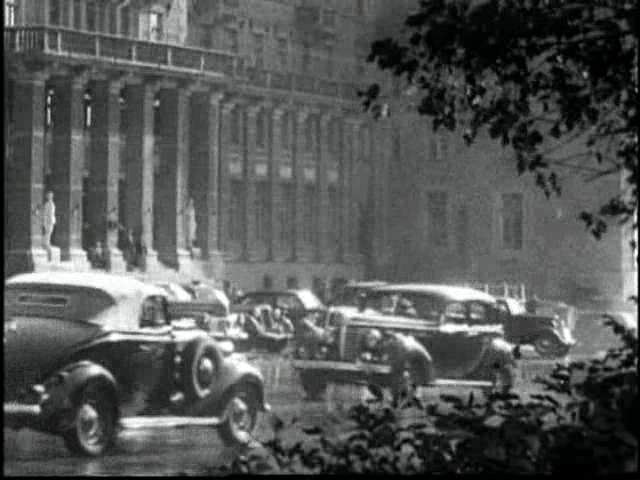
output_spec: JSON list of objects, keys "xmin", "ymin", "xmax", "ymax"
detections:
[
  {"xmin": 364, "ymin": 329, "xmax": 382, "ymax": 350},
  {"xmin": 296, "ymin": 346, "xmax": 309, "ymax": 359},
  {"xmin": 315, "ymin": 346, "xmax": 328, "ymax": 359}
]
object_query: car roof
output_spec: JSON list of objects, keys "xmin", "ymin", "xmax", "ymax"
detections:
[
  {"xmin": 345, "ymin": 281, "xmax": 388, "ymax": 288},
  {"xmin": 239, "ymin": 289, "xmax": 325, "ymax": 308},
  {"xmin": 7, "ymin": 272, "xmax": 165, "ymax": 301},
  {"xmin": 370, "ymin": 283, "xmax": 497, "ymax": 303}
]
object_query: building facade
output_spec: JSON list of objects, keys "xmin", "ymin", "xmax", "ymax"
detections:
[{"xmin": 4, "ymin": 0, "xmax": 392, "ymax": 293}]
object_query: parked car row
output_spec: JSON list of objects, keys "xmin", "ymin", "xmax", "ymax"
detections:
[{"xmin": 3, "ymin": 272, "xmax": 579, "ymax": 458}]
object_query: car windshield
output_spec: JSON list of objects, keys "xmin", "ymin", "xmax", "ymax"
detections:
[
  {"xmin": 365, "ymin": 291, "xmax": 444, "ymax": 321},
  {"xmin": 156, "ymin": 283, "xmax": 193, "ymax": 302},
  {"xmin": 296, "ymin": 290, "xmax": 325, "ymax": 310}
]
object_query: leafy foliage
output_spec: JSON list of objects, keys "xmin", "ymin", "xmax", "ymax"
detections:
[
  {"xmin": 361, "ymin": 0, "xmax": 638, "ymax": 241},
  {"xmin": 230, "ymin": 316, "xmax": 637, "ymax": 474}
]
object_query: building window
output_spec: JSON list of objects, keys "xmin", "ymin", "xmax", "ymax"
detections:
[
  {"xmin": 305, "ymin": 116, "xmax": 314, "ymax": 152},
  {"xmin": 5, "ymin": 0, "xmax": 17, "ymax": 26},
  {"xmin": 357, "ymin": 0, "xmax": 367, "ymax": 16},
  {"xmin": 303, "ymin": 186, "xmax": 316, "ymax": 244},
  {"xmin": 286, "ymin": 276, "xmax": 298, "ymax": 289},
  {"xmin": 501, "ymin": 193, "xmax": 524, "ymax": 250},
  {"xmin": 95, "ymin": 1, "xmax": 104, "ymax": 33},
  {"xmin": 302, "ymin": 45, "xmax": 311, "ymax": 73},
  {"xmin": 149, "ymin": 11, "xmax": 163, "ymax": 41},
  {"xmin": 328, "ymin": 186, "xmax": 340, "ymax": 246},
  {"xmin": 281, "ymin": 112, "xmax": 290, "ymax": 150},
  {"xmin": 119, "ymin": 4, "xmax": 130, "ymax": 35},
  {"xmin": 108, "ymin": 3, "xmax": 117, "ymax": 34},
  {"xmin": 230, "ymin": 181, "xmax": 244, "ymax": 242},
  {"xmin": 360, "ymin": 127, "xmax": 370, "ymax": 161},
  {"xmin": 83, "ymin": 90, "xmax": 92, "ymax": 129},
  {"xmin": 256, "ymin": 110, "xmax": 266, "ymax": 149},
  {"xmin": 230, "ymin": 107, "xmax": 241, "ymax": 145},
  {"xmin": 325, "ymin": 47, "xmax": 334, "ymax": 78},
  {"xmin": 252, "ymin": 33, "xmax": 265, "ymax": 69},
  {"xmin": 322, "ymin": 8, "xmax": 336, "ymax": 28},
  {"xmin": 225, "ymin": 28, "xmax": 239, "ymax": 53},
  {"xmin": 263, "ymin": 275, "xmax": 273, "ymax": 290},
  {"xmin": 329, "ymin": 119, "xmax": 340, "ymax": 154},
  {"xmin": 277, "ymin": 38, "xmax": 288, "ymax": 70},
  {"xmin": 86, "ymin": 1, "xmax": 97, "ymax": 31},
  {"xmin": 49, "ymin": 0, "xmax": 62, "ymax": 25},
  {"xmin": 254, "ymin": 182, "xmax": 270, "ymax": 243},
  {"xmin": 427, "ymin": 191, "xmax": 448, "ymax": 247},
  {"xmin": 45, "ymin": 88, "xmax": 54, "ymax": 128},
  {"xmin": 433, "ymin": 132, "xmax": 448, "ymax": 162},
  {"xmin": 280, "ymin": 183, "xmax": 295, "ymax": 248}
]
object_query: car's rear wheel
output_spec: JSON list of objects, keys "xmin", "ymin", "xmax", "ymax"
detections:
[
  {"xmin": 62, "ymin": 382, "xmax": 117, "ymax": 457},
  {"xmin": 219, "ymin": 383, "xmax": 260, "ymax": 447},
  {"xmin": 300, "ymin": 371, "xmax": 327, "ymax": 400},
  {"xmin": 534, "ymin": 333, "xmax": 569, "ymax": 358},
  {"xmin": 182, "ymin": 337, "xmax": 220, "ymax": 402}
]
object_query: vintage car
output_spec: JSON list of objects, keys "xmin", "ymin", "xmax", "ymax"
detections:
[
  {"xmin": 4, "ymin": 272, "xmax": 269, "ymax": 456},
  {"xmin": 224, "ymin": 304, "xmax": 294, "ymax": 353},
  {"xmin": 292, "ymin": 284, "xmax": 519, "ymax": 401},
  {"xmin": 233, "ymin": 289, "xmax": 326, "ymax": 332},
  {"xmin": 495, "ymin": 296, "xmax": 576, "ymax": 358}
]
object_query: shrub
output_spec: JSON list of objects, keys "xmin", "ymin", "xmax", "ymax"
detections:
[{"xmin": 232, "ymin": 315, "xmax": 637, "ymax": 474}]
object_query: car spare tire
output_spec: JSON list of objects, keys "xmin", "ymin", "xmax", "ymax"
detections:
[{"xmin": 181, "ymin": 337, "xmax": 220, "ymax": 402}]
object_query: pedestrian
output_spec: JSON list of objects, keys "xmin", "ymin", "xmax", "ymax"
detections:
[
  {"xmin": 42, "ymin": 191, "xmax": 56, "ymax": 261},
  {"xmin": 119, "ymin": 228, "xmax": 136, "ymax": 270},
  {"xmin": 90, "ymin": 241, "xmax": 106, "ymax": 269}
]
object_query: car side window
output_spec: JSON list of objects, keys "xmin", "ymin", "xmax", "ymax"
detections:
[
  {"xmin": 277, "ymin": 295, "xmax": 301, "ymax": 311},
  {"xmin": 469, "ymin": 302, "xmax": 489, "ymax": 324},
  {"xmin": 444, "ymin": 302, "xmax": 467, "ymax": 323},
  {"xmin": 140, "ymin": 296, "xmax": 168, "ymax": 329}
]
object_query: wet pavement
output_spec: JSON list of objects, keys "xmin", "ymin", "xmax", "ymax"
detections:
[
  {"xmin": 3, "ymin": 355, "xmax": 360, "ymax": 476},
  {"xmin": 4, "ymin": 352, "xmax": 573, "ymax": 476}
]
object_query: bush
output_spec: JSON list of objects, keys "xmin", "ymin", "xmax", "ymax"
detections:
[{"xmin": 231, "ymin": 315, "xmax": 637, "ymax": 474}]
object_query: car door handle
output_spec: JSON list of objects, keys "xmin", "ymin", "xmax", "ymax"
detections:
[{"xmin": 138, "ymin": 345, "xmax": 152, "ymax": 352}]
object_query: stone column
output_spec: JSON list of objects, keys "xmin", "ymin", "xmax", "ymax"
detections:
[
  {"xmin": 123, "ymin": 81, "xmax": 158, "ymax": 271},
  {"xmin": 318, "ymin": 112, "xmax": 331, "ymax": 263},
  {"xmin": 293, "ymin": 108, "xmax": 309, "ymax": 261},
  {"xmin": 5, "ymin": 72, "xmax": 48, "ymax": 275},
  {"xmin": 344, "ymin": 118, "xmax": 361, "ymax": 265},
  {"xmin": 155, "ymin": 85, "xmax": 190, "ymax": 269},
  {"xmin": 269, "ymin": 106, "xmax": 285, "ymax": 261},
  {"xmin": 49, "ymin": 74, "xmax": 88, "ymax": 267},
  {"xmin": 245, "ymin": 104, "xmax": 259, "ymax": 261},
  {"xmin": 219, "ymin": 101, "xmax": 236, "ymax": 255},
  {"xmin": 87, "ymin": 77, "xmax": 125, "ymax": 272},
  {"xmin": 190, "ymin": 90, "xmax": 224, "ymax": 267}
]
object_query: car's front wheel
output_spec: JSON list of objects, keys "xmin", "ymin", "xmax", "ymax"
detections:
[
  {"xmin": 219, "ymin": 384, "xmax": 260, "ymax": 447},
  {"xmin": 62, "ymin": 382, "xmax": 117, "ymax": 457},
  {"xmin": 534, "ymin": 332, "xmax": 570, "ymax": 358}
]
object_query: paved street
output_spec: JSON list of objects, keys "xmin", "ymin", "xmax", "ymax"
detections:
[{"xmin": 4, "ymin": 353, "xmax": 565, "ymax": 476}]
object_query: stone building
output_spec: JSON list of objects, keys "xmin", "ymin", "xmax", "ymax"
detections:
[{"xmin": 4, "ymin": 0, "xmax": 392, "ymax": 293}]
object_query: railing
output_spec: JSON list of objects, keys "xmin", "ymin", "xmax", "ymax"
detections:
[{"xmin": 6, "ymin": 26, "xmax": 361, "ymax": 103}]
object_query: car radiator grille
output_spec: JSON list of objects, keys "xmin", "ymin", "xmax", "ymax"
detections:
[{"xmin": 343, "ymin": 326, "xmax": 368, "ymax": 362}]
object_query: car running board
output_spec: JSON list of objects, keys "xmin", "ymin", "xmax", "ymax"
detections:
[
  {"xmin": 120, "ymin": 415, "xmax": 223, "ymax": 430},
  {"xmin": 431, "ymin": 379, "xmax": 493, "ymax": 388}
]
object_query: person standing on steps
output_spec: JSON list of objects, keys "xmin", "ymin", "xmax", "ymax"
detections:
[{"xmin": 42, "ymin": 191, "xmax": 56, "ymax": 262}]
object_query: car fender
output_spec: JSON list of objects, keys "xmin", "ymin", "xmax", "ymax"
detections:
[
  {"xmin": 213, "ymin": 359, "xmax": 267, "ymax": 415},
  {"xmin": 40, "ymin": 360, "xmax": 120, "ymax": 430},
  {"xmin": 385, "ymin": 333, "xmax": 435, "ymax": 385},
  {"xmin": 534, "ymin": 327, "xmax": 570, "ymax": 345}
]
